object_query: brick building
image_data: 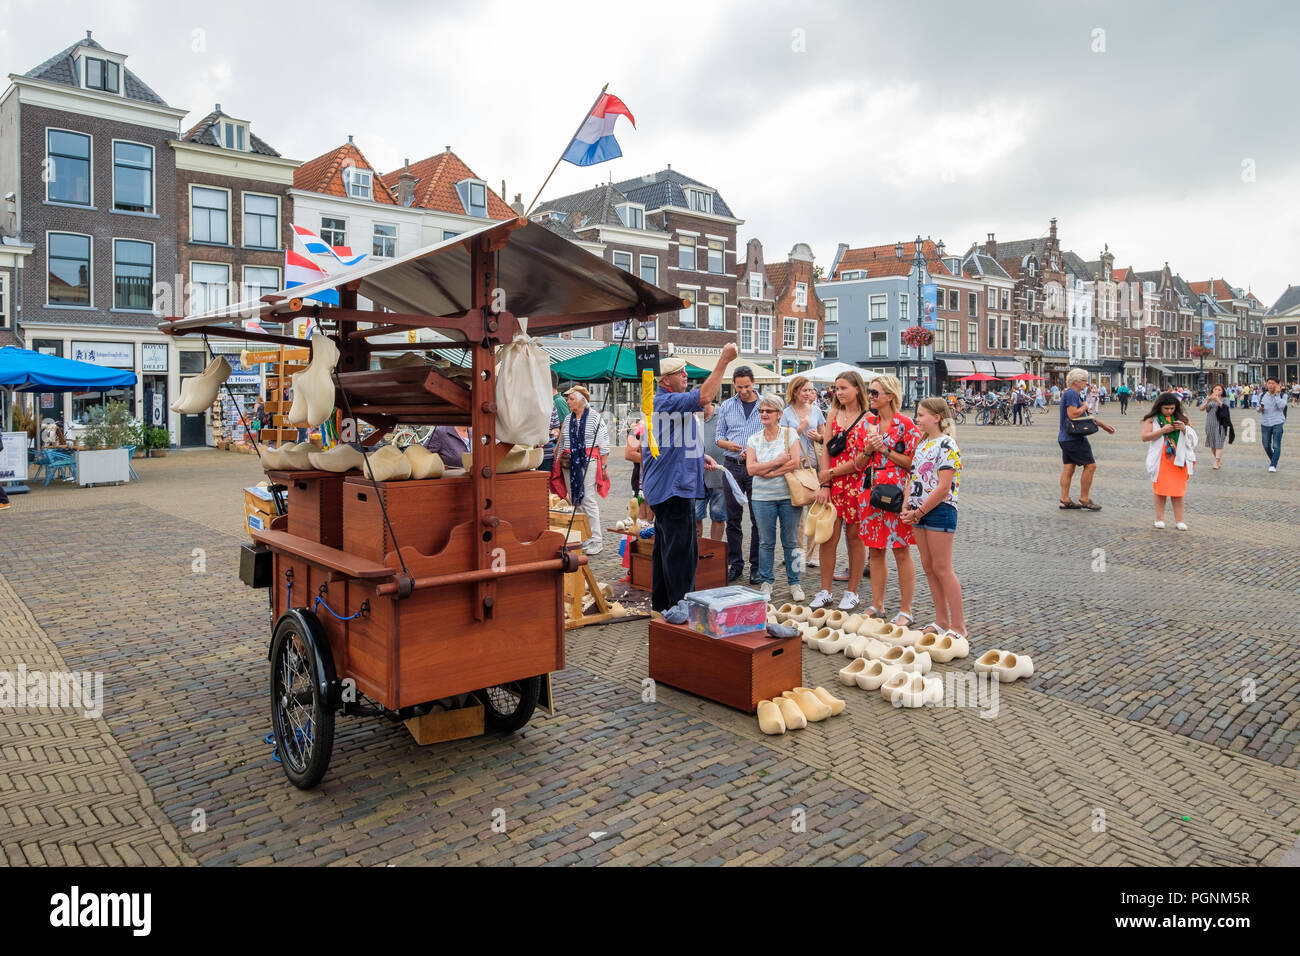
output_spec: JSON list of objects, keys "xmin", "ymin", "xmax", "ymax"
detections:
[
  {"xmin": 1190, "ymin": 279, "xmax": 1266, "ymax": 384},
  {"xmin": 987, "ymin": 219, "xmax": 1070, "ymax": 386},
  {"xmin": 612, "ymin": 168, "xmax": 744, "ymax": 371},
  {"xmin": 168, "ymin": 105, "xmax": 299, "ymax": 444},
  {"xmin": 756, "ymin": 241, "xmax": 823, "ymax": 377},
  {"xmin": 0, "ymin": 31, "xmax": 188, "ymax": 429},
  {"xmin": 1264, "ymin": 286, "xmax": 1300, "ymax": 384}
]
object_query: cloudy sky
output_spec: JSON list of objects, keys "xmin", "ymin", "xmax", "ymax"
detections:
[{"xmin": 4, "ymin": 0, "xmax": 1298, "ymax": 304}]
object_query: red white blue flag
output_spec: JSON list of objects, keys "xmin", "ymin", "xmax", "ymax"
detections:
[
  {"xmin": 285, "ymin": 248, "xmax": 339, "ymax": 306},
  {"xmin": 291, "ymin": 224, "xmax": 367, "ymax": 267},
  {"xmin": 562, "ymin": 92, "xmax": 635, "ymax": 167}
]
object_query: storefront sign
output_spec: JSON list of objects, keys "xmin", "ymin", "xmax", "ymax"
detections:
[
  {"xmin": 0, "ymin": 432, "xmax": 26, "ymax": 482},
  {"xmin": 922, "ymin": 284, "xmax": 938, "ymax": 331},
  {"xmin": 150, "ymin": 392, "xmax": 165, "ymax": 427},
  {"xmin": 142, "ymin": 343, "xmax": 169, "ymax": 372},
  {"xmin": 71, "ymin": 341, "xmax": 133, "ymax": 368},
  {"xmin": 227, "ymin": 370, "xmax": 262, "ymax": 387}
]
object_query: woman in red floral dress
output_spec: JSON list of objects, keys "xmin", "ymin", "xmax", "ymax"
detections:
[
  {"xmin": 810, "ymin": 371, "xmax": 871, "ymax": 611},
  {"xmin": 856, "ymin": 374, "xmax": 921, "ymax": 624}
]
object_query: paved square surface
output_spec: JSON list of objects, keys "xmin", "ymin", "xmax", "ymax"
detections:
[{"xmin": 2, "ymin": 408, "xmax": 1298, "ymax": 866}]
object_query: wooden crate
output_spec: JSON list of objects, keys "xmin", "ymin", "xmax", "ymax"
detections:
[
  {"xmin": 283, "ymin": 473, "xmax": 344, "ymax": 548},
  {"xmin": 404, "ymin": 696, "xmax": 484, "ymax": 745},
  {"xmin": 628, "ymin": 536, "xmax": 726, "ymax": 592},
  {"xmin": 648, "ymin": 620, "xmax": 801, "ymax": 713},
  {"xmin": 342, "ymin": 470, "xmax": 548, "ymax": 563}
]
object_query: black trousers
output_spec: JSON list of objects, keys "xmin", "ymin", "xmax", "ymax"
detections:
[
  {"xmin": 724, "ymin": 457, "xmax": 760, "ymax": 575},
  {"xmin": 652, "ymin": 495, "xmax": 698, "ymax": 612},
  {"xmin": 1119, "ymin": 396, "xmax": 1129, "ymax": 414}
]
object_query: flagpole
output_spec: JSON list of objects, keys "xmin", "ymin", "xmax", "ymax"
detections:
[{"xmin": 524, "ymin": 83, "xmax": 609, "ymax": 218}]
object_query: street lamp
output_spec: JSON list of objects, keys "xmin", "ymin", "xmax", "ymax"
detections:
[
  {"xmin": 1196, "ymin": 310, "xmax": 1206, "ymax": 395},
  {"xmin": 912, "ymin": 235, "xmax": 925, "ymax": 408}
]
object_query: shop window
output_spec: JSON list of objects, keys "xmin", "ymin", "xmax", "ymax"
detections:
[
  {"xmin": 243, "ymin": 194, "xmax": 279, "ymax": 249},
  {"xmin": 191, "ymin": 187, "xmax": 230, "ymax": 244},
  {"xmin": 677, "ymin": 236, "xmax": 695, "ymax": 270}
]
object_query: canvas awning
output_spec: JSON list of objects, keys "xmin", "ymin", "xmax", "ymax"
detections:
[
  {"xmin": 939, "ymin": 359, "xmax": 976, "ymax": 377},
  {"xmin": 551, "ymin": 344, "xmax": 710, "ymax": 382},
  {"xmin": 0, "ymin": 346, "xmax": 137, "ymax": 392},
  {"xmin": 972, "ymin": 360, "xmax": 997, "ymax": 376},
  {"xmin": 993, "ymin": 360, "xmax": 1027, "ymax": 377},
  {"xmin": 159, "ymin": 218, "xmax": 685, "ymax": 340}
]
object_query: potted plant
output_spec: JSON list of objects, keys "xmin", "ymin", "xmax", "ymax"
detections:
[
  {"xmin": 77, "ymin": 399, "xmax": 134, "ymax": 486},
  {"xmin": 901, "ymin": 325, "xmax": 935, "ymax": 349},
  {"xmin": 125, "ymin": 419, "xmax": 147, "ymax": 458},
  {"xmin": 145, "ymin": 426, "xmax": 172, "ymax": 457}
]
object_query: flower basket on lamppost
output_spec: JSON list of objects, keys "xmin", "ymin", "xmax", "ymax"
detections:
[
  {"xmin": 901, "ymin": 325, "xmax": 935, "ymax": 350},
  {"xmin": 1191, "ymin": 344, "xmax": 1212, "ymax": 394}
]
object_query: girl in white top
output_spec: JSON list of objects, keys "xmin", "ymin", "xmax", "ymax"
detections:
[{"xmin": 900, "ymin": 397, "xmax": 966, "ymax": 640}]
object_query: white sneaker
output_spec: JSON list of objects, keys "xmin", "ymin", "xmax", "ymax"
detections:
[
  {"xmin": 838, "ymin": 591, "xmax": 860, "ymax": 611},
  {"xmin": 809, "ymin": 589, "xmax": 833, "ymax": 609},
  {"xmin": 790, "ymin": 584, "xmax": 806, "ymax": 603},
  {"xmin": 1153, "ymin": 521, "xmax": 1165, "ymax": 529},
  {"xmin": 806, "ymin": 556, "xmax": 820, "ymax": 568},
  {"xmin": 760, "ymin": 582, "xmax": 773, "ymax": 596},
  {"xmin": 1176, "ymin": 522, "xmax": 1188, "ymax": 531},
  {"xmin": 1269, "ymin": 466, "xmax": 1277, "ymax": 473}
]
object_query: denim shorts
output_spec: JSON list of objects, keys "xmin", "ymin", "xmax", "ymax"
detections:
[
  {"xmin": 916, "ymin": 501, "xmax": 958, "ymax": 533},
  {"xmin": 695, "ymin": 486, "xmax": 726, "ymax": 522}
]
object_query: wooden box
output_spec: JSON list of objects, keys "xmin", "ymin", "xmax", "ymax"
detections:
[
  {"xmin": 404, "ymin": 696, "xmax": 485, "ymax": 745},
  {"xmin": 284, "ymin": 473, "xmax": 344, "ymax": 548},
  {"xmin": 628, "ymin": 536, "xmax": 726, "ymax": 592},
  {"xmin": 342, "ymin": 470, "xmax": 548, "ymax": 562},
  {"xmin": 244, "ymin": 487, "xmax": 277, "ymax": 537},
  {"xmin": 648, "ymin": 620, "xmax": 801, "ymax": 713}
]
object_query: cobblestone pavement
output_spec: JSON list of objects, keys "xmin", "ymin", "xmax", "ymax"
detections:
[{"xmin": 1, "ymin": 410, "xmax": 1297, "ymax": 866}]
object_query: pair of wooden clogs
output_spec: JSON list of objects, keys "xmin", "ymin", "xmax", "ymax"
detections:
[
  {"xmin": 306, "ymin": 443, "xmax": 446, "ymax": 481},
  {"xmin": 757, "ymin": 686, "xmax": 846, "ymax": 735},
  {"xmin": 802, "ymin": 501, "xmax": 836, "ymax": 545},
  {"xmin": 838, "ymin": 656, "xmax": 942, "ymax": 707},
  {"xmin": 973, "ymin": 649, "xmax": 1034, "ymax": 682}
]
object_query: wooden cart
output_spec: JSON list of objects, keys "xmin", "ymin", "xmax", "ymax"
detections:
[{"xmin": 160, "ymin": 218, "xmax": 682, "ymax": 788}]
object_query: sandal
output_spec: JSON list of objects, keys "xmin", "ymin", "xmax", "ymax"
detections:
[
  {"xmin": 890, "ymin": 612, "xmax": 915, "ymax": 628},
  {"xmin": 921, "ymin": 622, "xmax": 943, "ymax": 635},
  {"xmin": 1078, "ymin": 499, "xmax": 1102, "ymax": 511},
  {"xmin": 865, "ymin": 605, "xmax": 885, "ymax": 619},
  {"xmin": 1059, "ymin": 499, "xmax": 1081, "ymax": 509}
]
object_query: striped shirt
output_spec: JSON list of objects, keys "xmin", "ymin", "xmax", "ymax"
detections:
[
  {"xmin": 715, "ymin": 395, "xmax": 764, "ymax": 460},
  {"xmin": 556, "ymin": 408, "xmax": 611, "ymax": 456}
]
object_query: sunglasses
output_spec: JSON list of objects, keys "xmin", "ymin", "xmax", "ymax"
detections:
[{"xmin": 867, "ymin": 389, "xmax": 881, "ymax": 397}]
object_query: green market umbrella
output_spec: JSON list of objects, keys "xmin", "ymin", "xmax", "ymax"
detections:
[{"xmin": 550, "ymin": 345, "xmax": 709, "ymax": 382}]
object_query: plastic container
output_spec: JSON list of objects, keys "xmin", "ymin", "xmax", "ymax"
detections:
[{"xmin": 685, "ymin": 586, "xmax": 767, "ymax": 639}]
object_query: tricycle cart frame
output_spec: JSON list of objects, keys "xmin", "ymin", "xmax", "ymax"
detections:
[{"xmin": 160, "ymin": 217, "xmax": 682, "ymax": 788}]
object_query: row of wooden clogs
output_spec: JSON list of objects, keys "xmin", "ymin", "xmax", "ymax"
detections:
[{"xmin": 757, "ymin": 686, "xmax": 845, "ymax": 735}]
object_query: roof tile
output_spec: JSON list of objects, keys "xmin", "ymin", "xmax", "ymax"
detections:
[
  {"xmin": 295, "ymin": 142, "xmax": 397, "ymax": 204},
  {"xmin": 381, "ymin": 150, "xmax": 514, "ymax": 218}
]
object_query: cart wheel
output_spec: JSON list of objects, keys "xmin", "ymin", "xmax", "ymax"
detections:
[
  {"xmin": 478, "ymin": 676, "xmax": 541, "ymax": 734},
  {"xmin": 269, "ymin": 610, "xmax": 337, "ymax": 789}
]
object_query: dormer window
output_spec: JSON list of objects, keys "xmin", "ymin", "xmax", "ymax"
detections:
[
  {"xmin": 344, "ymin": 167, "xmax": 373, "ymax": 201},
  {"xmin": 456, "ymin": 179, "xmax": 488, "ymax": 217},
  {"xmin": 84, "ymin": 57, "xmax": 120, "ymax": 93},
  {"xmin": 795, "ymin": 282, "xmax": 808, "ymax": 308},
  {"xmin": 221, "ymin": 121, "xmax": 248, "ymax": 151},
  {"xmin": 749, "ymin": 273, "xmax": 762, "ymax": 299},
  {"xmin": 684, "ymin": 188, "xmax": 713, "ymax": 214},
  {"xmin": 616, "ymin": 203, "xmax": 645, "ymax": 229},
  {"xmin": 840, "ymin": 270, "xmax": 866, "ymax": 280},
  {"xmin": 1028, "ymin": 259, "xmax": 1036, "ymax": 277}
]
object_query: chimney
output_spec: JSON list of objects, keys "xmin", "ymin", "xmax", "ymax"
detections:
[
  {"xmin": 985, "ymin": 232, "xmax": 996, "ymax": 258},
  {"xmin": 397, "ymin": 158, "xmax": 416, "ymax": 208},
  {"xmin": 510, "ymin": 192, "xmax": 525, "ymax": 215},
  {"xmin": 445, "ymin": 145, "xmax": 451, "ymax": 154},
  {"xmin": 215, "ymin": 103, "xmax": 222, "ymax": 114},
  {"xmin": 86, "ymin": 30, "xmax": 93, "ymax": 40},
  {"xmin": 937, "ymin": 239, "xmax": 946, "ymax": 258},
  {"xmin": 501, "ymin": 180, "xmax": 506, "ymax": 202},
  {"xmin": 347, "ymin": 134, "xmax": 353, "ymax": 144},
  {"xmin": 1049, "ymin": 217, "xmax": 1058, "ymax": 241}
]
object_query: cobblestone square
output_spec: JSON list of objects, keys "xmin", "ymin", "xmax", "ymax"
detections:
[{"xmin": 1, "ymin": 412, "xmax": 1297, "ymax": 866}]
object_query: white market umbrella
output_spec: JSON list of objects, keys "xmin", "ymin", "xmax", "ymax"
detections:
[{"xmin": 780, "ymin": 361, "xmax": 861, "ymax": 384}]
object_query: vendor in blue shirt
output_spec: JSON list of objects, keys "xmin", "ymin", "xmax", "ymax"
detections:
[{"xmin": 642, "ymin": 343, "xmax": 736, "ymax": 612}]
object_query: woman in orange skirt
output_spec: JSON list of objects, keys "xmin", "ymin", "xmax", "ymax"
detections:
[{"xmin": 1141, "ymin": 392, "xmax": 1198, "ymax": 530}]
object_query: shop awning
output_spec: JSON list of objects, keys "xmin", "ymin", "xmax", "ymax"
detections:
[
  {"xmin": 992, "ymin": 360, "xmax": 1027, "ymax": 377},
  {"xmin": 0, "ymin": 346, "xmax": 138, "ymax": 393},
  {"xmin": 550, "ymin": 344, "xmax": 711, "ymax": 382},
  {"xmin": 1163, "ymin": 365, "xmax": 1200, "ymax": 375},
  {"xmin": 972, "ymin": 360, "xmax": 997, "ymax": 376},
  {"xmin": 939, "ymin": 359, "xmax": 976, "ymax": 377},
  {"xmin": 1147, "ymin": 363, "xmax": 1175, "ymax": 375}
]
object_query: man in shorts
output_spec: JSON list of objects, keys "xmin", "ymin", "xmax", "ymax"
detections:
[{"xmin": 1058, "ymin": 368, "xmax": 1116, "ymax": 511}]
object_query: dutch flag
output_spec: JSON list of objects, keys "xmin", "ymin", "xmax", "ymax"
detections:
[
  {"xmin": 285, "ymin": 249, "xmax": 339, "ymax": 306},
  {"xmin": 291, "ymin": 224, "xmax": 367, "ymax": 267},
  {"xmin": 562, "ymin": 92, "xmax": 636, "ymax": 167}
]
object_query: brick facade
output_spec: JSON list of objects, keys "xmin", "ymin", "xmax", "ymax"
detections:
[{"xmin": 19, "ymin": 104, "xmax": 177, "ymax": 330}]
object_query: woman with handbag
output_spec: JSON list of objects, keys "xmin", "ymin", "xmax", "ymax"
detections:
[
  {"xmin": 556, "ymin": 386, "xmax": 611, "ymax": 555},
  {"xmin": 900, "ymin": 398, "xmax": 965, "ymax": 640},
  {"xmin": 744, "ymin": 394, "xmax": 803, "ymax": 599},
  {"xmin": 854, "ymin": 374, "xmax": 921, "ymax": 626},
  {"xmin": 810, "ymin": 371, "xmax": 872, "ymax": 611},
  {"xmin": 1197, "ymin": 383, "xmax": 1230, "ymax": 469},
  {"xmin": 1058, "ymin": 368, "xmax": 1116, "ymax": 510},
  {"xmin": 781, "ymin": 375, "xmax": 826, "ymax": 567}
]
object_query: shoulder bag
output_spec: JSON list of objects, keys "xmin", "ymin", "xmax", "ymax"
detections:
[
  {"xmin": 825, "ymin": 410, "xmax": 866, "ymax": 459},
  {"xmin": 782, "ymin": 427, "xmax": 820, "ymax": 507},
  {"xmin": 866, "ymin": 416, "xmax": 905, "ymax": 513},
  {"xmin": 1065, "ymin": 413, "xmax": 1099, "ymax": 437}
]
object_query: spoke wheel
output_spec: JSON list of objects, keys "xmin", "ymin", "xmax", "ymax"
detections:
[
  {"xmin": 478, "ymin": 676, "xmax": 541, "ymax": 734},
  {"xmin": 975, "ymin": 409, "xmax": 989, "ymax": 426},
  {"xmin": 270, "ymin": 612, "xmax": 336, "ymax": 789}
]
